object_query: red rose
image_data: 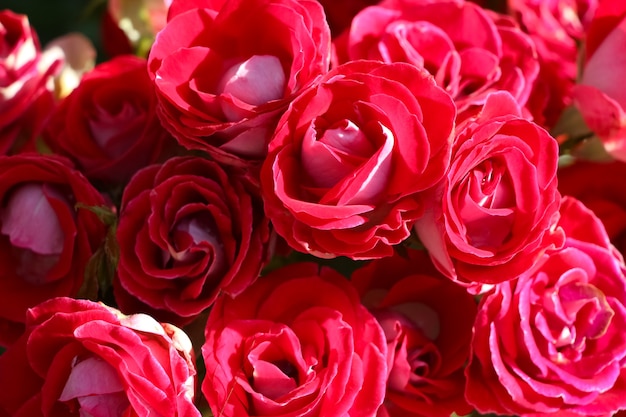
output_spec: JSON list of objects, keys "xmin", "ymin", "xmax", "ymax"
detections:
[
  {"xmin": 147, "ymin": 0, "xmax": 331, "ymax": 166},
  {"xmin": 115, "ymin": 156, "xmax": 270, "ymax": 325},
  {"xmin": 0, "ymin": 154, "xmax": 106, "ymax": 346},
  {"xmin": 337, "ymin": 0, "xmax": 539, "ymax": 119},
  {"xmin": 351, "ymin": 249, "xmax": 476, "ymax": 417},
  {"xmin": 573, "ymin": 0, "xmax": 626, "ymax": 161},
  {"xmin": 261, "ymin": 60, "xmax": 455, "ymax": 259},
  {"xmin": 0, "ymin": 297, "xmax": 200, "ymax": 417},
  {"xmin": 0, "ymin": 10, "xmax": 62, "ymax": 154},
  {"xmin": 559, "ymin": 159, "xmax": 626, "ymax": 258},
  {"xmin": 466, "ymin": 197, "xmax": 626, "ymax": 416},
  {"xmin": 415, "ymin": 91, "xmax": 564, "ymax": 287},
  {"xmin": 202, "ymin": 262, "xmax": 388, "ymax": 417},
  {"xmin": 44, "ymin": 55, "xmax": 176, "ymax": 185}
]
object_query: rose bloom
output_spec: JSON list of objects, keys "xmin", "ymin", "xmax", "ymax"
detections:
[
  {"xmin": 573, "ymin": 0, "xmax": 626, "ymax": 161},
  {"xmin": 415, "ymin": 91, "xmax": 564, "ymax": 287},
  {"xmin": 0, "ymin": 154, "xmax": 106, "ymax": 346},
  {"xmin": 147, "ymin": 0, "xmax": 330, "ymax": 166},
  {"xmin": 351, "ymin": 249, "xmax": 476, "ymax": 417},
  {"xmin": 202, "ymin": 262, "xmax": 388, "ymax": 417},
  {"xmin": 0, "ymin": 10, "xmax": 62, "ymax": 154},
  {"xmin": 507, "ymin": 0, "xmax": 598, "ymax": 128},
  {"xmin": 336, "ymin": 0, "xmax": 539, "ymax": 119},
  {"xmin": 44, "ymin": 55, "xmax": 176, "ymax": 186},
  {"xmin": 559, "ymin": 159, "xmax": 626, "ymax": 258},
  {"xmin": 0, "ymin": 297, "xmax": 200, "ymax": 417},
  {"xmin": 466, "ymin": 197, "xmax": 626, "ymax": 416},
  {"xmin": 114, "ymin": 156, "xmax": 270, "ymax": 325},
  {"xmin": 261, "ymin": 60, "xmax": 455, "ymax": 260}
]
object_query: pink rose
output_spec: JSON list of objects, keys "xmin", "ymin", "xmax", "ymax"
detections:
[
  {"xmin": 0, "ymin": 154, "xmax": 106, "ymax": 346},
  {"xmin": 337, "ymin": 0, "xmax": 539, "ymax": 119},
  {"xmin": 0, "ymin": 10, "xmax": 62, "ymax": 154},
  {"xmin": 351, "ymin": 249, "xmax": 476, "ymax": 417},
  {"xmin": 573, "ymin": 0, "xmax": 626, "ymax": 161},
  {"xmin": 147, "ymin": 0, "xmax": 331, "ymax": 166},
  {"xmin": 0, "ymin": 297, "xmax": 200, "ymax": 417},
  {"xmin": 261, "ymin": 60, "xmax": 455, "ymax": 259},
  {"xmin": 466, "ymin": 197, "xmax": 626, "ymax": 416},
  {"xmin": 202, "ymin": 262, "xmax": 388, "ymax": 417},
  {"xmin": 114, "ymin": 156, "xmax": 270, "ymax": 325},
  {"xmin": 415, "ymin": 91, "xmax": 564, "ymax": 287},
  {"xmin": 44, "ymin": 55, "xmax": 176, "ymax": 185}
]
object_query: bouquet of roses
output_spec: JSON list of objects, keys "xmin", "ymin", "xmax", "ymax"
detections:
[{"xmin": 1, "ymin": 0, "xmax": 626, "ymax": 416}]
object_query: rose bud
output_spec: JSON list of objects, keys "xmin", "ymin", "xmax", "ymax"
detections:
[
  {"xmin": 114, "ymin": 156, "xmax": 270, "ymax": 325},
  {"xmin": 0, "ymin": 10, "xmax": 62, "ymax": 154},
  {"xmin": 0, "ymin": 297, "xmax": 200, "ymax": 417},
  {"xmin": 147, "ymin": 0, "xmax": 331, "ymax": 166},
  {"xmin": 44, "ymin": 55, "xmax": 177, "ymax": 186},
  {"xmin": 351, "ymin": 249, "xmax": 477, "ymax": 417},
  {"xmin": 415, "ymin": 91, "xmax": 565, "ymax": 288},
  {"xmin": 0, "ymin": 154, "xmax": 106, "ymax": 346},
  {"xmin": 466, "ymin": 197, "xmax": 626, "ymax": 416},
  {"xmin": 202, "ymin": 262, "xmax": 388, "ymax": 417},
  {"xmin": 261, "ymin": 60, "xmax": 455, "ymax": 260}
]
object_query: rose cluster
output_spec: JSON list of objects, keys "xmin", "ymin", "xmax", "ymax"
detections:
[{"xmin": 1, "ymin": 0, "xmax": 626, "ymax": 416}]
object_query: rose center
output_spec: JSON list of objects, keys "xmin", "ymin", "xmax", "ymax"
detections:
[
  {"xmin": 217, "ymin": 54, "xmax": 286, "ymax": 122},
  {"xmin": 59, "ymin": 356, "xmax": 130, "ymax": 416},
  {"xmin": 163, "ymin": 212, "xmax": 226, "ymax": 273},
  {"xmin": 0, "ymin": 183, "xmax": 70, "ymax": 284},
  {"xmin": 543, "ymin": 281, "xmax": 615, "ymax": 363}
]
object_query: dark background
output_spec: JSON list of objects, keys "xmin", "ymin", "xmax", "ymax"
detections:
[{"xmin": 2, "ymin": 0, "xmax": 104, "ymax": 56}]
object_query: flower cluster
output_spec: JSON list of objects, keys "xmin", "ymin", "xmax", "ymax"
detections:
[{"xmin": 1, "ymin": 0, "xmax": 626, "ymax": 416}]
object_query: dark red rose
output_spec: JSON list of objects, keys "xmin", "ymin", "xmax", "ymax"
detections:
[
  {"xmin": 0, "ymin": 154, "xmax": 106, "ymax": 346},
  {"xmin": 0, "ymin": 297, "xmax": 200, "ymax": 417},
  {"xmin": 351, "ymin": 249, "xmax": 476, "ymax": 417},
  {"xmin": 202, "ymin": 262, "xmax": 388, "ymax": 417},
  {"xmin": 466, "ymin": 197, "xmax": 626, "ymax": 416},
  {"xmin": 336, "ymin": 0, "xmax": 539, "ymax": 120},
  {"xmin": 415, "ymin": 91, "xmax": 564, "ymax": 287},
  {"xmin": 559, "ymin": 159, "xmax": 626, "ymax": 258},
  {"xmin": 0, "ymin": 10, "xmax": 62, "ymax": 154},
  {"xmin": 44, "ymin": 55, "xmax": 176, "ymax": 186},
  {"xmin": 115, "ymin": 156, "xmax": 270, "ymax": 325},
  {"xmin": 261, "ymin": 60, "xmax": 455, "ymax": 260},
  {"xmin": 147, "ymin": 0, "xmax": 331, "ymax": 166}
]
